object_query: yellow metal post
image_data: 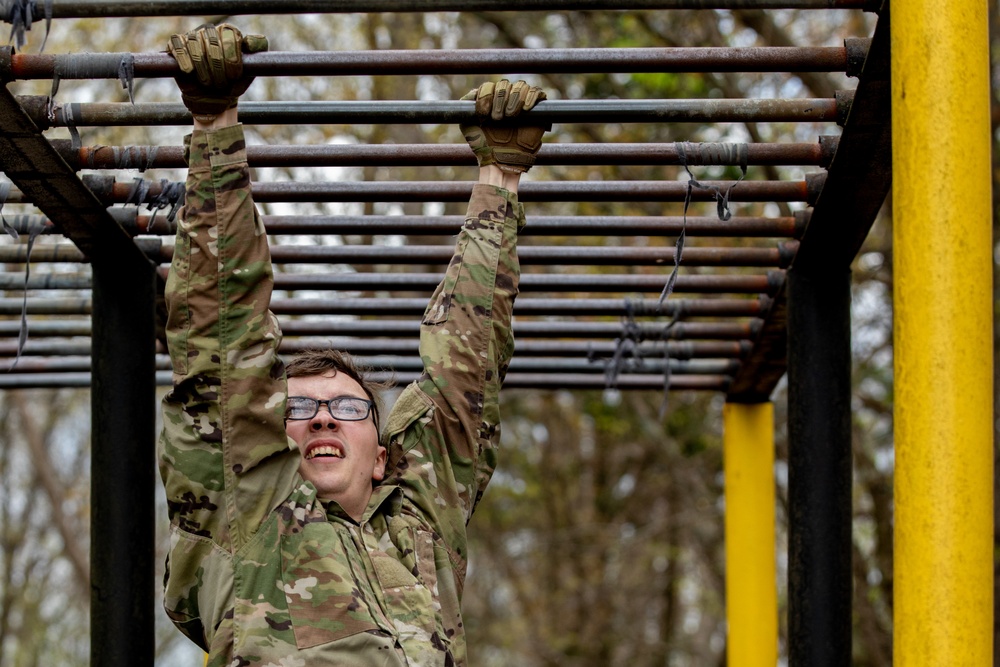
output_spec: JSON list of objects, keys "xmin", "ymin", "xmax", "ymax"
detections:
[
  {"xmin": 892, "ymin": 1, "xmax": 994, "ymax": 665},
  {"xmin": 723, "ymin": 402, "xmax": 777, "ymax": 667}
]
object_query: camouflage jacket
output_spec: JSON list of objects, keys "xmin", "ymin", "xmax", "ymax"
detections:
[{"xmin": 159, "ymin": 124, "xmax": 523, "ymax": 666}]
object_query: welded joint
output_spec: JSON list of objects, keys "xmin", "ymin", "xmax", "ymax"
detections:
[
  {"xmin": 844, "ymin": 38, "xmax": 871, "ymax": 78},
  {"xmin": 747, "ymin": 318, "xmax": 763, "ymax": 339},
  {"xmin": 765, "ymin": 270, "xmax": 785, "ymax": 295},
  {"xmin": 834, "ymin": 90, "xmax": 855, "ymax": 127},
  {"xmin": 778, "ymin": 242, "xmax": 799, "ymax": 269},
  {"xmin": 805, "ymin": 172, "xmax": 827, "ymax": 206},
  {"xmin": 818, "ymin": 135, "xmax": 839, "ymax": 169}
]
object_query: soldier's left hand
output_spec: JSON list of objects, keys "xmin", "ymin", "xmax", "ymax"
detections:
[{"xmin": 460, "ymin": 79, "xmax": 550, "ymax": 174}]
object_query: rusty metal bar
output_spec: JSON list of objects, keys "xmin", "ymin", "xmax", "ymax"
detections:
[
  {"xmin": 0, "ymin": 178, "xmax": 811, "ymax": 207},
  {"xmin": 31, "ymin": 99, "xmax": 842, "ymax": 128},
  {"xmin": 0, "ymin": 241, "xmax": 798, "ymax": 267},
  {"xmin": 70, "ymin": 179, "xmax": 811, "ymax": 205},
  {"xmin": 0, "ymin": 338, "xmax": 746, "ymax": 358},
  {"xmin": 9, "ymin": 47, "xmax": 855, "ymax": 81},
  {"xmin": 0, "ymin": 269, "xmax": 781, "ymax": 295},
  {"xmin": 0, "ymin": 295, "xmax": 766, "ymax": 317},
  {"xmin": 268, "ymin": 272, "xmax": 782, "ymax": 294},
  {"xmin": 2, "ymin": 212, "xmax": 807, "ymax": 238},
  {"xmin": 0, "ymin": 370, "xmax": 732, "ymax": 391},
  {"xmin": 51, "ymin": 140, "xmax": 832, "ymax": 169},
  {"xmin": 0, "ymin": 318, "xmax": 758, "ymax": 341},
  {"xmin": 0, "ymin": 353, "xmax": 739, "ymax": 377},
  {"xmin": 0, "ymin": 0, "xmax": 880, "ymax": 21},
  {"xmin": 270, "ymin": 296, "xmax": 767, "ymax": 317}
]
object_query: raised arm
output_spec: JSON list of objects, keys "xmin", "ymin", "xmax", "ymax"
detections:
[
  {"xmin": 383, "ymin": 80, "xmax": 549, "ymax": 552},
  {"xmin": 158, "ymin": 25, "xmax": 293, "ymax": 560}
]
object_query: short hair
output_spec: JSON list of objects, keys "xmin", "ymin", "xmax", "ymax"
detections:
[{"xmin": 285, "ymin": 349, "xmax": 389, "ymax": 433}]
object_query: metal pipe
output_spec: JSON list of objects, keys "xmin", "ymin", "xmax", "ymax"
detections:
[
  {"xmin": 90, "ymin": 253, "xmax": 156, "ymax": 667},
  {"xmin": 0, "ymin": 353, "xmax": 738, "ymax": 376},
  {"xmin": 273, "ymin": 319, "xmax": 761, "ymax": 340},
  {"xmin": 271, "ymin": 296, "xmax": 766, "ymax": 317},
  {"xmin": 0, "ymin": 178, "xmax": 810, "ymax": 205},
  {"xmin": 0, "ymin": 240, "xmax": 796, "ymax": 268},
  {"xmin": 38, "ymin": 99, "xmax": 841, "ymax": 128},
  {"xmin": 0, "ymin": 338, "xmax": 748, "ymax": 359},
  {"xmin": 0, "ymin": 318, "xmax": 757, "ymax": 341},
  {"xmin": 4, "ymin": 212, "xmax": 805, "ymax": 238},
  {"xmin": 230, "ymin": 245, "xmax": 791, "ymax": 268},
  {"xmin": 786, "ymin": 266, "xmax": 852, "ymax": 667},
  {"xmin": 52, "ymin": 140, "xmax": 828, "ymax": 169},
  {"xmin": 0, "ymin": 270, "xmax": 780, "ymax": 295},
  {"xmin": 0, "ymin": 272, "xmax": 91, "ymax": 290},
  {"xmin": 0, "ymin": 0, "xmax": 880, "ymax": 20},
  {"xmin": 893, "ymin": 0, "xmax": 994, "ymax": 662},
  {"xmin": 723, "ymin": 402, "xmax": 778, "ymax": 667},
  {"xmin": 0, "ymin": 295, "xmax": 765, "ymax": 317},
  {"xmin": 0, "ymin": 370, "xmax": 734, "ymax": 391},
  {"xmin": 13, "ymin": 47, "xmax": 853, "ymax": 81}
]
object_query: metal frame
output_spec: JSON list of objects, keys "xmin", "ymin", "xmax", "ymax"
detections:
[{"xmin": 0, "ymin": 2, "xmax": 899, "ymax": 665}]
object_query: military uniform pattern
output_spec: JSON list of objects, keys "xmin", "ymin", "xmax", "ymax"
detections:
[{"xmin": 159, "ymin": 124, "xmax": 523, "ymax": 666}]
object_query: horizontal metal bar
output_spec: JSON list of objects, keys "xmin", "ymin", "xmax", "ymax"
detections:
[
  {"xmin": 0, "ymin": 370, "xmax": 732, "ymax": 391},
  {"xmin": 270, "ymin": 296, "xmax": 766, "ymax": 317},
  {"xmin": 0, "ymin": 352, "xmax": 739, "ymax": 376},
  {"xmin": 11, "ymin": 47, "xmax": 853, "ymax": 81},
  {"xmin": 0, "ymin": 295, "xmax": 766, "ymax": 317},
  {"xmin": 0, "ymin": 0, "xmax": 879, "ymax": 21},
  {"xmin": 7, "ymin": 339, "xmax": 717, "ymax": 358},
  {"xmin": 244, "ymin": 244, "xmax": 792, "ymax": 268},
  {"xmin": 0, "ymin": 269, "xmax": 780, "ymax": 295},
  {"xmin": 4, "ymin": 212, "xmax": 806, "ymax": 238},
  {"xmin": 0, "ymin": 241, "xmax": 794, "ymax": 269},
  {"xmin": 35, "ymin": 99, "xmax": 841, "ymax": 128},
  {"xmin": 52, "ymin": 141, "xmax": 830, "ymax": 169},
  {"xmin": 0, "ymin": 272, "xmax": 91, "ymax": 290},
  {"xmin": 0, "ymin": 318, "xmax": 759, "ymax": 341},
  {"xmin": 0, "ymin": 178, "xmax": 811, "ymax": 206},
  {"xmin": 0, "ymin": 320, "xmax": 92, "ymax": 336},
  {"xmin": 267, "ymin": 271, "xmax": 781, "ymax": 294}
]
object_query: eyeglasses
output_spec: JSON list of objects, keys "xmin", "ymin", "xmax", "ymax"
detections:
[{"xmin": 285, "ymin": 396, "xmax": 376, "ymax": 424}]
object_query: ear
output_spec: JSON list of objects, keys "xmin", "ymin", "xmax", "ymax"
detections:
[{"xmin": 371, "ymin": 445, "xmax": 388, "ymax": 482}]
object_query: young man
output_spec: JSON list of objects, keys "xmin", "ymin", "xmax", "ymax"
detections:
[{"xmin": 157, "ymin": 24, "xmax": 548, "ymax": 666}]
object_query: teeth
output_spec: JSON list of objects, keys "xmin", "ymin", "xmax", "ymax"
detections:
[{"xmin": 306, "ymin": 445, "xmax": 343, "ymax": 460}]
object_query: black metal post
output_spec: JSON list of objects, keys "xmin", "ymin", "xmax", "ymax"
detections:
[
  {"xmin": 90, "ymin": 252, "xmax": 156, "ymax": 666},
  {"xmin": 786, "ymin": 266, "xmax": 852, "ymax": 667}
]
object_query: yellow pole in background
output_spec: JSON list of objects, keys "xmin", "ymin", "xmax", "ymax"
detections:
[
  {"xmin": 723, "ymin": 402, "xmax": 777, "ymax": 667},
  {"xmin": 892, "ymin": 1, "xmax": 994, "ymax": 665}
]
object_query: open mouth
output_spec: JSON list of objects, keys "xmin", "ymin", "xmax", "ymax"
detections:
[{"xmin": 305, "ymin": 445, "xmax": 344, "ymax": 460}]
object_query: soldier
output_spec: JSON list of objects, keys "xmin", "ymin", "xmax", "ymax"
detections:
[{"xmin": 157, "ymin": 24, "xmax": 548, "ymax": 666}]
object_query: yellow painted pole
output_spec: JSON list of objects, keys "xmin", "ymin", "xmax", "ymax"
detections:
[
  {"xmin": 723, "ymin": 402, "xmax": 777, "ymax": 667},
  {"xmin": 892, "ymin": 2, "xmax": 994, "ymax": 665}
]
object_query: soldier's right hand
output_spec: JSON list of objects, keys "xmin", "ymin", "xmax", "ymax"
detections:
[
  {"xmin": 460, "ymin": 79, "xmax": 550, "ymax": 174},
  {"xmin": 167, "ymin": 24, "xmax": 268, "ymax": 118}
]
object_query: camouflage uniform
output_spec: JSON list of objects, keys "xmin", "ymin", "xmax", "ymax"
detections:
[{"xmin": 159, "ymin": 124, "xmax": 523, "ymax": 666}]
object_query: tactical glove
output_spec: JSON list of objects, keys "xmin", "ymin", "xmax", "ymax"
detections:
[
  {"xmin": 460, "ymin": 79, "xmax": 550, "ymax": 174},
  {"xmin": 167, "ymin": 23, "xmax": 268, "ymax": 119}
]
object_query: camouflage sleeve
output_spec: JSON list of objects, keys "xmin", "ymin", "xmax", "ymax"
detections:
[
  {"xmin": 384, "ymin": 184, "xmax": 523, "ymax": 554},
  {"xmin": 159, "ymin": 124, "xmax": 298, "ymax": 553}
]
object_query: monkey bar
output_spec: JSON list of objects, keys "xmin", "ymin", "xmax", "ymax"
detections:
[{"xmin": 0, "ymin": 2, "xmax": 988, "ymax": 667}]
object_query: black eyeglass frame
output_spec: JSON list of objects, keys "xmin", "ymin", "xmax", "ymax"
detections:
[{"xmin": 285, "ymin": 396, "xmax": 378, "ymax": 429}]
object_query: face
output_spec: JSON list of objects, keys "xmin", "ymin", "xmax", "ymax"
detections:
[{"xmin": 286, "ymin": 371, "xmax": 386, "ymax": 521}]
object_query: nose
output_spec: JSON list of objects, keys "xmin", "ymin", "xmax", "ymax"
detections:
[{"xmin": 309, "ymin": 404, "xmax": 339, "ymax": 431}]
